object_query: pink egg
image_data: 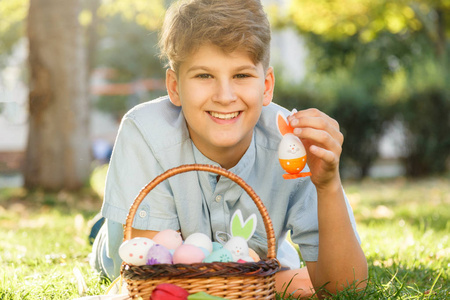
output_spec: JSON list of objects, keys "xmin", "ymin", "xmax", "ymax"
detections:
[
  {"xmin": 172, "ymin": 244, "xmax": 205, "ymax": 264},
  {"xmin": 153, "ymin": 229, "xmax": 183, "ymax": 250},
  {"xmin": 147, "ymin": 244, "xmax": 173, "ymax": 265}
]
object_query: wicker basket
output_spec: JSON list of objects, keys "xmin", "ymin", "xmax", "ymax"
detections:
[{"xmin": 121, "ymin": 164, "xmax": 281, "ymax": 299}]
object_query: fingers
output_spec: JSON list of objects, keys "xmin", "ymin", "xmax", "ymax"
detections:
[
  {"xmin": 289, "ymin": 109, "xmax": 343, "ymax": 144},
  {"xmin": 310, "ymin": 144, "xmax": 339, "ymax": 165},
  {"xmin": 289, "ymin": 108, "xmax": 340, "ymax": 132}
]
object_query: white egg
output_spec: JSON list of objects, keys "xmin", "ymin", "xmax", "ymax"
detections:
[
  {"xmin": 278, "ymin": 133, "xmax": 306, "ymax": 160},
  {"xmin": 119, "ymin": 237, "xmax": 155, "ymax": 266},
  {"xmin": 184, "ymin": 232, "xmax": 213, "ymax": 253}
]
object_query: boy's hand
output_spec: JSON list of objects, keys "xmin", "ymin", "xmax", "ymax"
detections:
[{"xmin": 287, "ymin": 108, "xmax": 343, "ymax": 190}]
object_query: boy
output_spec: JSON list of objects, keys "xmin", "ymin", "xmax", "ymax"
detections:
[{"xmin": 91, "ymin": 0, "xmax": 367, "ymax": 297}]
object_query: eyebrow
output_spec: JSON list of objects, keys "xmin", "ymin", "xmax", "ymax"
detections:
[{"xmin": 186, "ymin": 65, "xmax": 258, "ymax": 74}]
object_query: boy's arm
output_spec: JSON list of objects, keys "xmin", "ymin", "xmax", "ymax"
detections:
[
  {"xmin": 305, "ymin": 183, "xmax": 367, "ymax": 295},
  {"xmin": 288, "ymin": 109, "xmax": 368, "ymax": 295}
]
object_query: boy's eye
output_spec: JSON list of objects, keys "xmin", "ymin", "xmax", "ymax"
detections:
[
  {"xmin": 234, "ymin": 74, "xmax": 250, "ymax": 79},
  {"xmin": 196, "ymin": 74, "xmax": 213, "ymax": 79}
]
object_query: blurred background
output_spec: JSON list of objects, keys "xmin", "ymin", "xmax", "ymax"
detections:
[{"xmin": 0, "ymin": 0, "xmax": 449, "ymax": 191}]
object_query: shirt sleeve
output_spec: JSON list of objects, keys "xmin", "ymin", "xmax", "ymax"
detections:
[
  {"xmin": 286, "ymin": 180, "xmax": 320, "ymax": 262},
  {"xmin": 100, "ymin": 116, "xmax": 180, "ymax": 231},
  {"xmin": 287, "ymin": 180, "xmax": 361, "ymax": 262}
]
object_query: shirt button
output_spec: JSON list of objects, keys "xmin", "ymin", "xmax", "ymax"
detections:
[
  {"xmin": 139, "ymin": 210, "xmax": 147, "ymax": 218},
  {"xmin": 215, "ymin": 195, "xmax": 222, "ymax": 203}
]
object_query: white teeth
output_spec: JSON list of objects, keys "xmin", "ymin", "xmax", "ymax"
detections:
[{"xmin": 209, "ymin": 111, "xmax": 239, "ymax": 120}]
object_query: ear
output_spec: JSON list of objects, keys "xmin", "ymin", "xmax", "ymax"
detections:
[
  {"xmin": 230, "ymin": 210, "xmax": 257, "ymax": 241},
  {"xmin": 277, "ymin": 111, "xmax": 294, "ymax": 136},
  {"xmin": 166, "ymin": 68, "xmax": 181, "ymax": 106},
  {"xmin": 263, "ymin": 67, "xmax": 275, "ymax": 106}
]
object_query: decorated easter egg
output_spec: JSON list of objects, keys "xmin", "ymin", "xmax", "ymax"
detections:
[
  {"xmin": 152, "ymin": 229, "xmax": 183, "ymax": 250},
  {"xmin": 184, "ymin": 233, "xmax": 213, "ymax": 253},
  {"xmin": 203, "ymin": 248, "xmax": 233, "ymax": 263},
  {"xmin": 119, "ymin": 237, "xmax": 155, "ymax": 266},
  {"xmin": 172, "ymin": 244, "xmax": 205, "ymax": 264},
  {"xmin": 147, "ymin": 244, "xmax": 173, "ymax": 265},
  {"xmin": 212, "ymin": 241, "xmax": 223, "ymax": 252},
  {"xmin": 278, "ymin": 133, "xmax": 307, "ymax": 175}
]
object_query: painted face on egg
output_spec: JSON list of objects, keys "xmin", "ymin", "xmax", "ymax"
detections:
[{"xmin": 278, "ymin": 133, "xmax": 306, "ymax": 160}]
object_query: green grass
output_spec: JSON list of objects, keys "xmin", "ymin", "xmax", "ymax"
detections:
[{"xmin": 1, "ymin": 169, "xmax": 449, "ymax": 299}]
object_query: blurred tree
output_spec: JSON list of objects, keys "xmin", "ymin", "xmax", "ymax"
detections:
[
  {"xmin": 25, "ymin": 0, "xmax": 90, "ymax": 191},
  {"xmin": 1, "ymin": 0, "xmax": 167, "ymax": 190}
]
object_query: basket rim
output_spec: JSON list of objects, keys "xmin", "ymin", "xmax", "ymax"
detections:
[
  {"xmin": 123, "ymin": 164, "xmax": 278, "ymax": 260},
  {"xmin": 122, "ymin": 258, "xmax": 281, "ymax": 280}
]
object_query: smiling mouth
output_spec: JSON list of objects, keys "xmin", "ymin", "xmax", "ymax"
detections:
[{"xmin": 208, "ymin": 111, "xmax": 240, "ymax": 120}]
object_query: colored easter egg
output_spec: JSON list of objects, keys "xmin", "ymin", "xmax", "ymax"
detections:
[
  {"xmin": 172, "ymin": 244, "xmax": 205, "ymax": 264},
  {"xmin": 153, "ymin": 229, "xmax": 183, "ymax": 250},
  {"xmin": 212, "ymin": 242, "xmax": 223, "ymax": 252},
  {"xmin": 147, "ymin": 244, "xmax": 173, "ymax": 265},
  {"xmin": 184, "ymin": 232, "xmax": 213, "ymax": 253},
  {"xmin": 118, "ymin": 237, "xmax": 155, "ymax": 266},
  {"xmin": 203, "ymin": 248, "xmax": 233, "ymax": 263}
]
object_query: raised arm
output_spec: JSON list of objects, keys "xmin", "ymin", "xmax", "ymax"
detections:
[{"xmin": 288, "ymin": 108, "xmax": 368, "ymax": 296}]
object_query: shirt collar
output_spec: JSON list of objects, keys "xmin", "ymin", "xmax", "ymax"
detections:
[{"xmin": 191, "ymin": 133, "xmax": 256, "ymax": 183}]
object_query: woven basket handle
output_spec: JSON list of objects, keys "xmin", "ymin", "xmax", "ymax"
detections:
[{"xmin": 123, "ymin": 164, "xmax": 277, "ymax": 259}]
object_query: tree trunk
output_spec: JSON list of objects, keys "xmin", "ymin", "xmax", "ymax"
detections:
[{"xmin": 25, "ymin": 0, "xmax": 91, "ymax": 191}]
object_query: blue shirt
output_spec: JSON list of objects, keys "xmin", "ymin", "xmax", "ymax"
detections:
[{"xmin": 100, "ymin": 96, "xmax": 360, "ymax": 272}]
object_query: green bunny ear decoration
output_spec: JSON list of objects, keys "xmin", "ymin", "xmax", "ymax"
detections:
[{"xmin": 230, "ymin": 209, "xmax": 257, "ymax": 241}]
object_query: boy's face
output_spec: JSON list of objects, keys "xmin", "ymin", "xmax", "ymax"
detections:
[{"xmin": 166, "ymin": 44, "xmax": 274, "ymax": 168}]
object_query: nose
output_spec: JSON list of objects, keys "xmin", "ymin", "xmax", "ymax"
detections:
[{"xmin": 212, "ymin": 79, "xmax": 237, "ymax": 104}]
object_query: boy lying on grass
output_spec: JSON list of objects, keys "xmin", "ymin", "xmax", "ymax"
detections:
[{"xmin": 91, "ymin": 0, "xmax": 368, "ymax": 297}]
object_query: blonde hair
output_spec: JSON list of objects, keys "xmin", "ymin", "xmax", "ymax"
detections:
[{"xmin": 159, "ymin": 0, "xmax": 271, "ymax": 73}]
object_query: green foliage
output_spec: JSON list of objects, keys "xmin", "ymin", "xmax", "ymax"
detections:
[
  {"xmin": 399, "ymin": 88, "xmax": 450, "ymax": 177},
  {"xmin": 330, "ymin": 84, "xmax": 384, "ymax": 178},
  {"xmin": 276, "ymin": 0, "xmax": 450, "ymax": 46},
  {"xmin": 0, "ymin": 0, "xmax": 27, "ymax": 67},
  {"xmin": 94, "ymin": 94, "xmax": 129, "ymax": 119},
  {"xmin": 382, "ymin": 55, "xmax": 450, "ymax": 177},
  {"xmin": 271, "ymin": 0, "xmax": 450, "ymax": 178},
  {"xmin": 96, "ymin": 14, "xmax": 165, "ymax": 81},
  {"xmin": 96, "ymin": 0, "xmax": 165, "ymax": 31}
]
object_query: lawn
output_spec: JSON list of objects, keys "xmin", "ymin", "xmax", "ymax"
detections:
[{"xmin": 0, "ymin": 167, "xmax": 448, "ymax": 299}]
